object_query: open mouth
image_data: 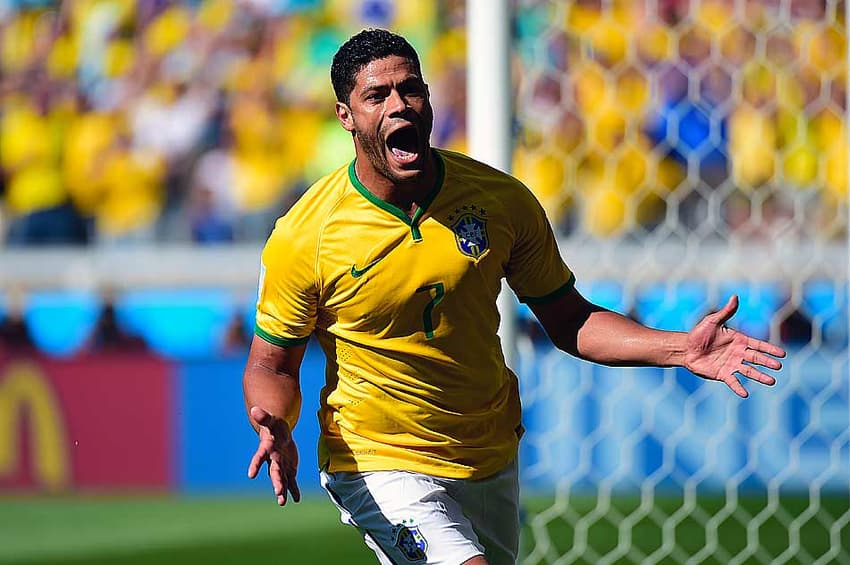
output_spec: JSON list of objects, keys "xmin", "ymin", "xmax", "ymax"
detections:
[{"xmin": 386, "ymin": 125, "xmax": 420, "ymax": 166}]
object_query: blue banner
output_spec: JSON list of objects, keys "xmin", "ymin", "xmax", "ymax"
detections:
[
  {"xmin": 173, "ymin": 341, "xmax": 848, "ymax": 495},
  {"xmin": 176, "ymin": 341, "xmax": 327, "ymax": 494}
]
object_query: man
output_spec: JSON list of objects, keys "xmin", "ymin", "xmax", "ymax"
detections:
[{"xmin": 243, "ymin": 29, "xmax": 786, "ymax": 565}]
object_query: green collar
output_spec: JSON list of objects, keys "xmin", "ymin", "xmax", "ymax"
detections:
[{"xmin": 348, "ymin": 149, "xmax": 446, "ymax": 241}]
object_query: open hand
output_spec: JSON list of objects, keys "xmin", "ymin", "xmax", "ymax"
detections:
[
  {"xmin": 685, "ymin": 295, "xmax": 787, "ymax": 398},
  {"xmin": 247, "ymin": 406, "xmax": 301, "ymax": 506}
]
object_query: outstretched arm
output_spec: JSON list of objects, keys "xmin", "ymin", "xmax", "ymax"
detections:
[
  {"xmin": 529, "ymin": 287, "xmax": 786, "ymax": 398},
  {"xmin": 243, "ymin": 335, "xmax": 307, "ymax": 505}
]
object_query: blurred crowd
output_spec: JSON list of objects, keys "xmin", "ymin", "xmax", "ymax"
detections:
[
  {"xmin": 0, "ymin": 0, "xmax": 466, "ymax": 246},
  {"xmin": 0, "ymin": 0, "xmax": 846, "ymax": 247},
  {"xmin": 513, "ymin": 0, "xmax": 847, "ymax": 240}
]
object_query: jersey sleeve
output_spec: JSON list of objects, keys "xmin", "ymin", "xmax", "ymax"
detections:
[
  {"xmin": 254, "ymin": 215, "xmax": 319, "ymax": 346},
  {"xmin": 505, "ymin": 183, "xmax": 575, "ymax": 304}
]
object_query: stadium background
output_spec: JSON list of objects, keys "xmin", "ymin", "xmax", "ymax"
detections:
[{"xmin": 0, "ymin": 0, "xmax": 847, "ymax": 563}]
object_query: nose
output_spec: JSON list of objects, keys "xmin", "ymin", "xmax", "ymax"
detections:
[{"xmin": 386, "ymin": 89, "xmax": 407, "ymax": 116}]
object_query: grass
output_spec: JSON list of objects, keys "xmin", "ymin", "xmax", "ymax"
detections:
[
  {"xmin": 0, "ymin": 494, "xmax": 374, "ymax": 565},
  {"xmin": 520, "ymin": 493, "xmax": 850, "ymax": 564},
  {"xmin": 1, "ymin": 493, "xmax": 847, "ymax": 564}
]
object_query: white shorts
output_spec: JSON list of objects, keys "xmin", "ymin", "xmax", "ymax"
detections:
[{"xmin": 320, "ymin": 461, "xmax": 519, "ymax": 565}]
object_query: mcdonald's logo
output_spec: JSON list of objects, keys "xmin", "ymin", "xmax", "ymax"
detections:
[{"xmin": 0, "ymin": 362, "xmax": 70, "ymax": 490}]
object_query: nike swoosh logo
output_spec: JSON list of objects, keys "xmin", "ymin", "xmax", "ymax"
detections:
[{"xmin": 350, "ymin": 256, "xmax": 385, "ymax": 278}]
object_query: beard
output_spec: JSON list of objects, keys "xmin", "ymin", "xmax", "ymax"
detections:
[
  {"xmin": 352, "ymin": 106, "xmax": 434, "ymax": 186},
  {"xmin": 355, "ymin": 128, "xmax": 407, "ymax": 184}
]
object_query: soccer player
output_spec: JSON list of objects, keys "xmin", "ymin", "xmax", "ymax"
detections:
[{"xmin": 243, "ymin": 29, "xmax": 786, "ymax": 565}]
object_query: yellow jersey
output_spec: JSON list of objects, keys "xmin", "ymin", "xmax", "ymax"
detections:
[{"xmin": 256, "ymin": 148, "xmax": 574, "ymax": 479}]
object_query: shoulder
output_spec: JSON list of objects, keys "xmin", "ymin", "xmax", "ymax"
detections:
[
  {"xmin": 270, "ymin": 163, "xmax": 349, "ymax": 235},
  {"xmin": 436, "ymin": 148, "xmax": 543, "ymax": 209},
  {"xmin": 264, "ymin": 162, "xmax": 350, "ymax": 257},
  {"xmin": 437, "ymin": 148, "xmax": 517, "ymax": 183}
]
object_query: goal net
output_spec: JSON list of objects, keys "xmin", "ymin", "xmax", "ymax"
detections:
[{"xmin": 507, "ymin": 1, "xmax": 849, "ymax": 563}]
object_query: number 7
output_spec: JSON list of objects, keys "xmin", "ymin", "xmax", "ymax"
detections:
[{"xmin": 415, "ymin": 282, "xmax": 445, "ymax": 339}]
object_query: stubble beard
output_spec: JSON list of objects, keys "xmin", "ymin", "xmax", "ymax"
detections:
[
  {"xmin": 355, "ymin": 128, "xmax": 427, "ymax": 187},
  {"xmin": 356, "ymin": 129, "xmax": 399, "ymax": 183}
]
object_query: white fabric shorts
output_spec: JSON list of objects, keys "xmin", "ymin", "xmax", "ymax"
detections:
[{"xmin": 320, "ymin": 461, "xmax": 519, "ymax": 565}]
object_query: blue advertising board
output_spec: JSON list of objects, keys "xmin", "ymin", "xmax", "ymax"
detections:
[
  {"xmin": 176, "ymin": 340, "xmax": 327, "ymax": 494},
  {"xmin": 174, "ymin": 340, "xmax": 848, "ymax": 496}
]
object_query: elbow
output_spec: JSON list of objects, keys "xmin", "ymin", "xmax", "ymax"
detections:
[
  {"xmin": 545, "ymin": 329, "xmax": 581, "ymax": 358},
  {"xmin": 549, "ymin": 330, "xmax": 619, "ymax": 366}
]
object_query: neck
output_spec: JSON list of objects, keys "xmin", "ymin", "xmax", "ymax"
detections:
[{"xmin": 354, "ymin": 150, "xmax": 437, "ymax": 218}]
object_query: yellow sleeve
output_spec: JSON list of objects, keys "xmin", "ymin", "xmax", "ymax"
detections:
[
  {"xmin": 254, "ymin": 214, "xmax": 319, "ymax": 346},
  {"xmin": 506, "ymin": 183, "xmax": 575, "ymax": 304}
]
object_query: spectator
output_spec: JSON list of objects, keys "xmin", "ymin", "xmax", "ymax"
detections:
[
  {"xmin": 2, "ymin": 77, "xmax": 89, "ymax": 245},
  {"xmin": 0, "ymin": 0, "xmax": 844, "ymax": 246},
  {"xmin": 0, "ymin": 289, "xmax": 34, "ymax": 356}
]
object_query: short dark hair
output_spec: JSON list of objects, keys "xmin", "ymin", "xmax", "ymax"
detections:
[{"xmin": 331, "ymin": 28, "xmax": 422, "ymax": 104}]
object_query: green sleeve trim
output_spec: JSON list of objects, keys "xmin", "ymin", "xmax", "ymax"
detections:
[
  {"xmin": 254, "ymin": 324, "xmax": 310, "ymax": 347},
  {"xmin": 518, "ymin": 274, "xmax": 576, "ymax": 305}
]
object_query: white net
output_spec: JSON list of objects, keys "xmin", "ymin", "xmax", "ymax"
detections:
[{"xmin": 510, "ymin": 1, "xmax": 849, "ymax": 563}]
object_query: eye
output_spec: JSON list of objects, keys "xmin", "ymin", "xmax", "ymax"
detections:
[
  {"xmin": 365, "ymin": 90, "xmax": 387, "ymax": 102},
  {"xmin": 400, "ymin": 82, "xmax": 426, "ymax": 97}
]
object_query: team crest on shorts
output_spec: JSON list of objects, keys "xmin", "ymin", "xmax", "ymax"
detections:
[
  {"xmin": 392, "ymin": 520, "xmax": 427, "ymax": 562},
  {"xmin": 450, "ymin": 205, "xmax": 489, "ymax": 259}
]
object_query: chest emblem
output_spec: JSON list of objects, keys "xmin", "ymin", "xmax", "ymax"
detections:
[{"xmin": 450, "ymin": 206, "xmax": 489, "ymax": 259}]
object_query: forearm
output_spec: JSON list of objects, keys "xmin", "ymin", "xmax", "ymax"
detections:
[
  {"xmin": 572, "ymin": 309, "xmax": 688, "ymax": 368},
  {"xmin": 243, "ymin": 362, "xmax": 303, "ymax": 432}
]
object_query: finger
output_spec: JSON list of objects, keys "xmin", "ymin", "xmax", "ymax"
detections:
[
  {"xmin": 744, "ymin": 349, "xmax": 783, "ymax": 370},
  {"xmin": 738, "ymin": 364, "xmax": 776, "ymax": 386},
  {"xmin": 286, "ymin": 469, "xmax": 301, "ymax": 503},
  {"xmin": 269, "ymin": 456, "xmax": 285, "ymax": 498},
  {"xmin": 746, "ymin": 337, "xmax": 787, "ymax": 358},
  {"xmin": 247, "ymin": 446, "xmax": 269, "ymax": 479},
  {"xmin": 713, "ymin": 295, "xmax": 739, "ymax": 326},
  {"xmin": 724, "ymin": 374, "xmax": 749, "ymax": 398}
]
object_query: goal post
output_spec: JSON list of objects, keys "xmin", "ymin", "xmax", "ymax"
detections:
[
  {"xmin": 466, "ymin": 0, "xmax": 519, "ymax": 368},
  {"xmin": 466, "ymin": 1, "xmax": 850, "ymax": 563}
]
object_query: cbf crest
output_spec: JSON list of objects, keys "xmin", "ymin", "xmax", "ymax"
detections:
[
  {"xmin": 449, "ymin": 204, "xmax": 489, "ymax": 259},
  {"xmin": 392, "ymin": 520, "xmax": 427, "ymax": 562}
]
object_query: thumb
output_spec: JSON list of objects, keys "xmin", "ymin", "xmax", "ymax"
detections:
[
  {"xmin": 713, "ymin": 294, "xmax": 739, "ymax": 326},
  {"xmin": 250, "ymin": 406, "xmax": 291, "ymax": 441},
  {"xmin": 250, "ymin": 406, "xmax": 276, "ymax": 429}
]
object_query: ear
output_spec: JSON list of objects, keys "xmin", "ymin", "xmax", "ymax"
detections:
[{"xmin": 335, "ymin": 101, "xmax": 355, "ymax": 132}]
